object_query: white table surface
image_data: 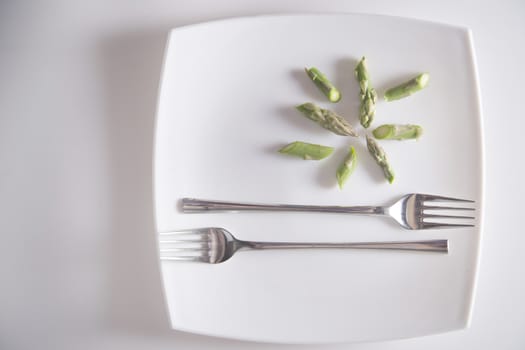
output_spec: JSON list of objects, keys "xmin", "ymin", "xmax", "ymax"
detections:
[{"xmin": 1, "ymin": 0, "xmax": 524, "ymax": 349}]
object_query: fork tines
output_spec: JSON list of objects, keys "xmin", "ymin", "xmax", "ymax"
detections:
[
  {"xmin": 158, "ymin": 230, "xmax": 211, "ymax": 261},
  {"xmin": 419, "ymin": 194, "xmax": 475, "ymax": 203},
  {"xmin": 418, "ymin": 194, "xmax": 476, "ymax": 228}
]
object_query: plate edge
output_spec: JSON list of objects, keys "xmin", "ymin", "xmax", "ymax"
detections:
[
  {"xmin": 462, "ymin": 28, "xmax": 485, "ymax": 329},
  {"xmin": 167, "ymin": 320, "xmax": 468, "ymax": 345},
  {"xmin": 165, "ymin": 12, "xmax": 470, "ymax": 37},
  {"xmin": 152, "ymin": 28, "xmax": 179, "ymax": 328}
]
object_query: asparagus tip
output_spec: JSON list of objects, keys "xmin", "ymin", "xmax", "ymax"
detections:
[
  {"xmin": 336, "ymin": 175, "xmax": 344, "ymax": 190},
  {"xmin": 329, "ymin": 89, "xmax": 341, "ymax": 102},
  {"xmin": 417, "ymin": 72, "xmax": 430, "ymax": 87}
]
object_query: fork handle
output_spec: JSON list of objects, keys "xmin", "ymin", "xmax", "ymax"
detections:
[
  {"xmin": 241, "ymin": 240, "xmax": 448, "ymax": 253},
  {"xmin": 182, "ymin": 198, "xmax": 386, "ymax": 215}
]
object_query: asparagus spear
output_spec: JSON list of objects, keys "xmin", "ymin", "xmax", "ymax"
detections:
[
  {"xmin": 372, "ymin": 124, "xmax": 423, "ymax": 140},
  {"xmin": 296, "ymin": 102, "xmax": 358, "ymax": 137},
  {"xmin": 336, "ymin": 146, "xmax": 357, "ymax": 189},
  {"xmin": 305, "ymin": 67, "xmax": 341, "ymax": 102},
  {"xmin": 366, "ymin": 135, "xmax": 395, "ymax": 184},
  {"xmin": 384, "ymin": 73, "xmax": 429, "ymax": 101},
  {"xmin": 354, "ymin": 57, "xmax": 378, "ymax": 128},
  {"xmin": 279, "ymin": 141, "xmax": 334, "ymax": 160}
]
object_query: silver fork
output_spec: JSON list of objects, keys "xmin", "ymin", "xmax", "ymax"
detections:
[
  {"xmin": 159, "ymin": 227, "xmax": 449, "ymax": 264},
  {"xmin": 181, "ymin": 194, "xmax": 476, "ymax": 230}
]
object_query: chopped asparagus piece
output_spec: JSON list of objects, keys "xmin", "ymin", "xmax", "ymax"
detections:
[
  {"xmin": 372, "ymin": 124, "xmax": 423, "ymax": 140},
  {"xmin": 384, "ymin": 73, "xmax": 430, "ymax": 101},
  {"xmin": 305, "ymin": 67, "xmax": 341, "ymax": 102},
  {"xmin": 366, "ymin": 135, "xmax": 395, "ymax": 184},
  {"xmin": 296, "ymin": 102, "xmax": 358, "ymax": 137},
  {"xmin": 336, "ymin": 146, "xmax": 357, "ymax": 189},
  {"xmin": 354, "ymin": 57, "xmax": 378, "ymax": 128},
  {"xmin": 279, "ymin": 141, "xmax": 334, "ymax": 160}
]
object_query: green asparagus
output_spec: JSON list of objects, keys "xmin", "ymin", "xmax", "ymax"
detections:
[
  {"xmin": 336, "ymin": 146, "xmax": 357, "ymax": 189},
  {"xmin": 279, "ymin": 141, "xmax": 334, "ymax": 160},
  {"xmin": 296, "ymin": 102, "xmax": 358, "ymax": 137},
  {"xmin": 366, "ymin": 135, "xmax": 395, "ymax": 184},
  {"xmin": 372, "ymin": 124, "xmax": 423, "ymax": 140},
  {"xmin": 305, "ymin": 67, "xmax": 341, "ymax": 102},
  {"xmin": 354, "ymin": 57, "xmax": 378, "ymax": 128},
  {"xmin": 384, "ymin": 73, "xmax": 429, "ymax": 101}
]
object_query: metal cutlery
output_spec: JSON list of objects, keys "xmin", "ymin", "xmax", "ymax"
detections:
[
  {"xmin": 182, "ymin": 193, "xmax": 475, "ymax": 230},
  {"xmin": 159, "ymin": 227, "xmax": 449, "ymax": 264}
]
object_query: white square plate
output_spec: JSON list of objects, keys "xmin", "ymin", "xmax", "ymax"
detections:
[{"xmin": 154, "ymin": 14, "xmax": 483, "ymax": 344}]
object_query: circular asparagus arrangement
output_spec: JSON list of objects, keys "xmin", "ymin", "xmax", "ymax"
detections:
[{"xmin": 279, "ymin": 57, "xmax": 428, "ymax": 189}]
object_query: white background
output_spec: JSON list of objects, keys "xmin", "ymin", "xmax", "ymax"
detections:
[{"xmin": 1, "ymin": 0, "xmax": 523, "ymax": 349}]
